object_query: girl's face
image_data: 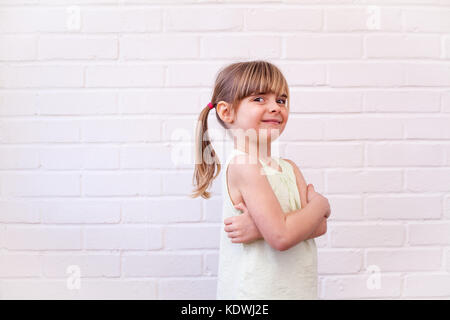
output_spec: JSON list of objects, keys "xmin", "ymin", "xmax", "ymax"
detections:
[{"xmin": 230, "ymin": 92, "xmax": 289, "ymax": 143}]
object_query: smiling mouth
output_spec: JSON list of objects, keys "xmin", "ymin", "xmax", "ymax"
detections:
[{"xmin": 261, "ymin": 120, "xmax": 281, "ymax": 125}]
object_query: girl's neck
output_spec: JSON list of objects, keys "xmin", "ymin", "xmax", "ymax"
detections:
[{"xmin": 233, "ymin": 140, "xmax": 273, "ymax": 162}]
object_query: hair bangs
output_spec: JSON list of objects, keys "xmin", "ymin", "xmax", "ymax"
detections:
[{"xmin": 231, "ymin": 61, "xmax": 289, "ymax": 108}]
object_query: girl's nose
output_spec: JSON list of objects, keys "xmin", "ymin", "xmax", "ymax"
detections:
[{"xmin": 269, "ymin": 102, "xmax": 281, "ymax": 112}]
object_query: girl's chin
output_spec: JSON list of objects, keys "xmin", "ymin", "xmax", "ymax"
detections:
[{"xmin": 257, "ymin": 128, "xmax": 282, "ymax": 140}]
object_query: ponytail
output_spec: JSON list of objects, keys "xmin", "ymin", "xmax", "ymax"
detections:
[{"xmin": 190, "ymin": 103, "xmax": 221, "ymax": 199}]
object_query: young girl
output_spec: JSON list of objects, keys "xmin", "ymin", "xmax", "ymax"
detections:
[{"xmin": 191, "ymin": 60, "xmax": 331, "ymax": 300}]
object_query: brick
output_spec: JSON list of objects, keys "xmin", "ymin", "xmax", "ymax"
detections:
[
  {"xmin": 246, "ymin": 8, "xmax": 321, "ymax": 31},
  {"xmin": 40, "ymin": 200, "xmax": 120, "ymax": 224},
  {"xmin": 367, "ymin": 248, "xmax": 442, "ymax": 272},
  {"xmin": 366, "ymin": 35, "xmax": 440, "ymax": 58},
  {"xmin": 0, "ymin": 35, "xmax": 37, "ymax": 60},
  {"xmin": 0, "ymin": 200, "xmax": 40, "ymax": 223},
  {"xmin": 0, "ymin": 279, "xmax": 157, "ymax": 299},
  {"xmin": 166, "ymin": 8, "xmax": 243, "ymax": 31},
  {"xmin": 0, "ymin": 253, "xmax": 41, "ymax": 277},
  {"xmin": 37, "ymin": 91, "xmax": 118, "ymax": 115},
  {"xmin": 85, "ymin": 65, "xmax": 164, "ymax": 88},
  {"xmin": 0, "ymin": 65, "xmax": 84, "ymax": 88},
  {"xmin": 404, "ymin": 274, "xmax": 450, "ymax": 297},
  {"xmin": 0, "ymin": 91, "xmax": 38, "ymax": 116},
  {"xmin": 322, "ymin": 274, "xmax": 402, "ymax": 299},
  {"xmin": 203, "ymin": 197, "xmax": 222, "ymax": 222},
  {"xmin": 39, "ymin": 145, "xmax": 119, "ymax": 170},
  {"xmin": 366, "ymin": 196, "xmax": 441, "ymax": 220},
  {"xmin": 324, "ymin": 117, "xmax": 403, "ymax": 140},
  {"xmin": 122, "ymin": 253, "xmax": 202, "ymax": 277},
  {"xmin": 0, "ymin": 8, "xmax": 68, "ymax": 32},
  {"xmin": 286, "ymin": 35, "xmax": 361, "ymax": 59},
  {"xmin": 39, "ymin": 35, "xmax": 118, "ymax": 60},
  {"xmin": 4, "ymin": 225, "xmax": 81, "ymax": 250},
  {"xmin": 167, "ymin": 63, "xmax": 223, "ymax": 87},
  {"xmin": 289, "ymin": 90, "xmax": 362, "ymax": 113},
  {"xmin": 39, "ymin": 146, "xmax": 84, "ymax": 170},
  {"xmin": 82, "ymin": 8, "xmax": 161, "ymax": 33},
  {"xmin": 162, "ymin": 171, "xmax": 222, "ymax": 197},
  {"xmin": 76, "ymin": 146, "xmax": 120, "ymax": 169},
  {"xmin": 317, "ymin": 249, "xmax": 363, "ymax": 274},
  {"xmin": 1, "ymin": 173, "xmax": 80, "ymax": 197},
  {"xmin": 443, "ymin": 91, "xmax": 450, "ymax": 113},
  {"xmin": 406, "ymin": 168, "xmax": 450, "ymax": 192},
  {"xmin": 84, "ymin": 226, "xmax": 162, "ymax": 250},
  {"xmin": 405, "ymin": 117, "xmax": 450, "ymax": 139},
  {"xmin": 445, "ymin": 196, "xmax": 450, "ymax": 219},
  {"xmin": 42, "ymin": 253, "xmax": 120, "ymax": 278},
  {"xmin": 406, "ymin": 63, "xmax": 450, "ymax": 86},
  {"xmin": 122, "ymin": 198, "xmax": 202, "ymax": 223},
  {"xmin": 330, "ymin": 224, "xmax": 405, "ymax": 247},
  {"xmin": 118, "ymin": 90, "xmax": 200, "ymax": 115},
  {"xmin": 445, "ymin": 35, "xmax": 450, "ymax": 60},
  {"xmin": 202, "ymin": 35, "xmax": 281, "ymax": 59},
  {"xmin": 158, "ymin": 278, "xmax": 217, "ymax": 299},
  {"xmin": 368, "ymin": 143, "xmax": 446, "ymax": 166},
  {"xmin": 81, "ymin": 118, "xmax": 160, "ymax": 142},
  {"xmin": 325, "ymin": 7, "xmax": 401, "ymax": 32},
  {"xmin": 327, "ymin": 170, "xmax": 403, "ymax": 193},
  {"xmin": 163, "ymin": 117, "xmax": 204, "ymax": 142},
  {"xmin": 120, "ymin": 144, "xmax": 183, "ymax": 169},
  {"xmin": 325, "ymin": 196, "xmax": 364, "ymax": 221},
  {"xmin": 204, "ymin": 252, "xmax": 219, "ymax": 276},
  {"xmin": 285, "ymin": 143, "xmax": 364, "ymax": 168},
  {"xmin": 364, "ymin": 90, "xmax": 440, "ymax": 113},
  {"xmin": 0, "ymin": 146, "xmax": 39, "ymax": 169},
  {"xmin": 82, "ymin": 172, "xmax": 161, "ymax": 196},
  {"xmin": 280, "ymin": 117, "xmax": 324, "ymax": 141},
  {"xmin": 0, "ymin": 119, "xmax": 80, "ymax": 143},
  {"xmin": 165, "ymin": 225, "xmax": 220, "ymax": 249},
  {"xmin": 121, "ymin": 35, "xmax": 199, "ymax": 60},
  {"xmin": 279, "ymin": 63, "xmax": 327, "ymax": 86},
  {"xmin": 403, "ymin": 8, "xmax": 450, "ymax": 32},
  {"xmin": 329, "ymin": 63, "xmax": 404, "ymax": 87},
  {"xmin": 446, "ymin": 248, "xmax": 450, "ymax": 272},
  {"xmin": 408, "ymin": 222, "xmax": 450, "ymax": 245}
]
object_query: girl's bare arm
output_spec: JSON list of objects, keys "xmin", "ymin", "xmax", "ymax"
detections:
[
  {"xmin": 225, "ymin": 159, "xmax": 328, "ymax": 244},
  {"xmin": 230, "ymin": 154, "xmax": 329, "ymax": 251}
]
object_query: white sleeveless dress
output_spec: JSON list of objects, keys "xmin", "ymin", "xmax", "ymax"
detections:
[{"xmin": 216, "ymin": 148, "xmax": 318, "ymax": 300}]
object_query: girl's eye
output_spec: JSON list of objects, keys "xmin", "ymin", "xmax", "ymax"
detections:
[{"xmin": 253, "ymin": 97, "xmax": 287, "ymax": 105}]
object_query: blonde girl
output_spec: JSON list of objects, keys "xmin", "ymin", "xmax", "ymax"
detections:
[{"xmin": 191, "ymin": 60, "xmax": 331, "ymax": 299}]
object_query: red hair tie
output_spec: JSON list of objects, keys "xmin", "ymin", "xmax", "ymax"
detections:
[{"xmin": 207, "ymin": 102, "xmax": 215, "ymax": 109}]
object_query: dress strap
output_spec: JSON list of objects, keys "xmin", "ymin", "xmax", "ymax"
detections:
[{"xmin": 230, "ymin": 149, "xmax": 283, "ymax": 174}]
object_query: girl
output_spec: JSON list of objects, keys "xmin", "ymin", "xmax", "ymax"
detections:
[{"xmin": 191, "ymin": 60, "xmax": 331, "ymax": 299}]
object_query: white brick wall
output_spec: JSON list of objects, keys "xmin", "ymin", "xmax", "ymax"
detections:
[{"xmin": 0, "ymin": 0, "xmax": 449, "ymax": 300}]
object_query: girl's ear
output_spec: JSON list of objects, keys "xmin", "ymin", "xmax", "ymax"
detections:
[{"xmin": 217, "ymin": 101, "xmax": 234, "ymax": 124}]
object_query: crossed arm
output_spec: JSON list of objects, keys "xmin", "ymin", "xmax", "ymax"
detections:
[
  {"xmin": 284, "ymin": 158, "xmax": 327, "ymax": 240},
  {"xmin": 224, "ymin": 159, "xmax": 327, "ymax": 244}
]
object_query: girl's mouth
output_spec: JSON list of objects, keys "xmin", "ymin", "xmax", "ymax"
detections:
[{"xmin": 261, "ymin": 120, "xmax": 281, "ymax": 125}]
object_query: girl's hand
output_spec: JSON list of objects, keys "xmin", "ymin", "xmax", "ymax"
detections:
[
  {"xmin": 306, "ymin": 183, "xmax": 320, "ymax": 202},
  {"xmin": 308, "ymin": 184, "xmax": 331, "ymax": 219},
  {"xmin": 223, "ymin": 202, "xmax": 262, "ymax": 244}
]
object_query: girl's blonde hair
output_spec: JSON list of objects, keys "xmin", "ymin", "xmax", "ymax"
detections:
[{"xmin": 190, "ymin": 60, "xmax": 290, "ymax": 199}]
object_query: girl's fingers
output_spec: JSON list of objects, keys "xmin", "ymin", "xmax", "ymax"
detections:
[
  {"xmin": 235, "ymin": 202, "xmax": 246, "ymax": 208},
  {"xmin": 224, "ymin": 225, "xmax": 234, "ymax": 232},
  {"xmin": 227, "ymin": 231, "xmax": 240, "ymax": 238}
]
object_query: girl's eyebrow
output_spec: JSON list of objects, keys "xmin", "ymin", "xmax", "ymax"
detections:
[{"xmin": 251, "ymin": 92, "xmax": 288, "ymax": 98}]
